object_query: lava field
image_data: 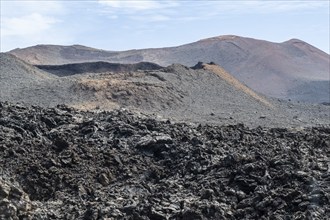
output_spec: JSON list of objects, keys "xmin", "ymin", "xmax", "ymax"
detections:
[{"xmin": 0, "ymin": 102, "xmax": 329, "ymax": 219}]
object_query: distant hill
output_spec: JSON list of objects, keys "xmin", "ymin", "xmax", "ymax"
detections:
[{"xmin": 7, "ymin": 35, "xmax": 330, "ymax": 103}]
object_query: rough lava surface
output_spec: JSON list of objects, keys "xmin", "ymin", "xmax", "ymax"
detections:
[{"xmin": 0, "ymin": 102, "xmax": 329, "ymax": 219}]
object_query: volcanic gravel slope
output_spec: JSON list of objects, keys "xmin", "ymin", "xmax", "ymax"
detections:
[
  {"xmin": 0, "ymin": 53, "xmax": 54, "ymax": 103},
  {"xmin": 0, "ymin": 102, "xmax": 329, "ymax": 219},
  {"xmin": 0, "ymin": 53, "xmax": 74, "ymax": 107},
  {"xmin": 8, "ymin": 35, "xmax": 330, "ymax": 103}
]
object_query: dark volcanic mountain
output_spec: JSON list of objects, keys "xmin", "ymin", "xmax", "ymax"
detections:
[
  {"xmin": 36, "ymin": 61, "xmax": 163, "ymax": 77},
  {"xmin": 8, "ymin": 35, "xmax": 330, "ymax": 103}
]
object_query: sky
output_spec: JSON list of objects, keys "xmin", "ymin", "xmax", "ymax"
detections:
[{"xmin": 0, "ymin": 0, "xmax": 329, "ymax": 53}]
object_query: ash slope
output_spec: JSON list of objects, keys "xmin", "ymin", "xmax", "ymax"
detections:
[
  {"xmin": 1, "ymin": 53, "xmax": 329, "ymax": 127},
  {"xmin": 0, "ymin": 53, "xmax": 77, "ymax": 107},
  {"xmin": 1, "ymin": 102, "xmax": 329, "ymax": 219},
  {"xmin": 8, "ymin": 35, "xmax": 330, "ymax": 103}
]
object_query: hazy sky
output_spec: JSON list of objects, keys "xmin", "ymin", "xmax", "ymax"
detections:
[{"xmin": 1, "ymin": 0, "xmax": 329, "ymax": 53}]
